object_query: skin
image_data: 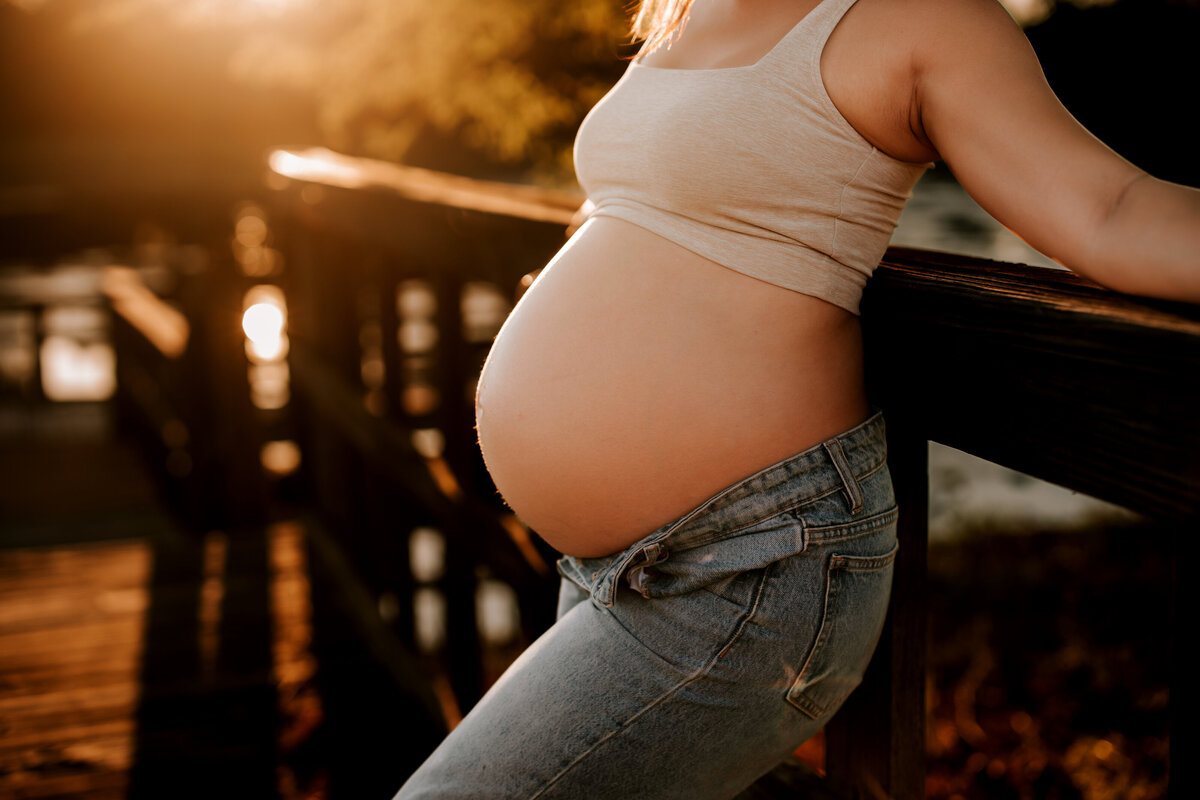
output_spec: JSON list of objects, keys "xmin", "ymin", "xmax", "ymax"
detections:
[
  {"xmin": 477, "ymin": 219, "xmax": 871, "ymax": 556},
  {"xmin": 643, "ymin": 0, "xmax": 1200, "ymax": 299},
  {"xmin": 478, "ymin": 0, "xmax": 1200, "ymax": 557}
]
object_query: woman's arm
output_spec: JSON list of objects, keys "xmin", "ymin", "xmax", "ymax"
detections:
[
  {"xmin": 1079, "ymin": 174, "xmax": 1200, "ymax": 301},
  {"xmin": 911, "ymin": 0, "xmax": 1200, "ymax": 302}
]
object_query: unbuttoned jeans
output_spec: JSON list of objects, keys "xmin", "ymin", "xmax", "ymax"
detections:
[{"xmin": 395, "ymin": 412, "xmax": 898, "ymax": 800}]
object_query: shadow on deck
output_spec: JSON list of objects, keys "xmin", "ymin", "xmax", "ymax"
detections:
[{"xmin": 0, "ymin": 403, "xmax": 443, "ymax": 800}]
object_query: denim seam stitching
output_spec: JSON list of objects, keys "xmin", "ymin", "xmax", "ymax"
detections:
[
  {"xmin": 805, "ymin": 507, "xmax": 900, "ymax": 544},
  {"xmin": 694, "ymin": 432, "xmax": 887, "ymax": 518},
  {"xmin": 680, "ymin": 511, "xmax": 809, "ymax": 549},
  {"xmin": 854, "ymin": 459, "xmax": 887, "ymax": 483},
  {"xmin": 589, "ymin": 455, "xmax": 889, "ymax": 606},
  {"xmin": 787, "ymin": 557, "xmax": 841, "ymax": 719},
  {"xmin": 693, "ymin": 480, "xmax": 847, "ymax": 543},
  {"xmin": 683, "ymin": 460, "xmax": 889, "ymax": 547},
  {"xmin": 788, "ymin": 544, "xmax": 898, "ymax": 718},
  {"xmin": 527, "ymin": 565, "xmax": 773, "ymax": 799},
  {"xmin": 704, "ymin": 454, "xmax": 886, "ymax": 518},
  {"xmin": 829, "ymin": 543, "xmax": 899, "ymax": 572}
]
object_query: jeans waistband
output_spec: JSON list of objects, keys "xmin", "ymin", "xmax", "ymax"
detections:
[{"xmin": 562, "ymin": 411, "xmax": 889, "ymax": 608}]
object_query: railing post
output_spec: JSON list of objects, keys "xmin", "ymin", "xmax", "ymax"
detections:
[
  {"xmin": 825, "ymin": 415, "xmax": 927, "ymax": 800},
  {"xmin": 1170, "ymin": 520, "xmax": 1191, "ymax": 800},
  {"xmin": 183, "ymin": 241, "xmax": 267, "ymax": 527},
  {"xmin": 30, "ymin": 302, "xmax": 47, "ymax": 404}
]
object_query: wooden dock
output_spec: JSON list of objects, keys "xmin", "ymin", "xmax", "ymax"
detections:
[
  {"xmin": 2, "ymin": 145, "xmax": 1193, "ymax": 799},
  {"xmin": 0, "ymin": 417, "xmax": 444, "ymax": 800}
]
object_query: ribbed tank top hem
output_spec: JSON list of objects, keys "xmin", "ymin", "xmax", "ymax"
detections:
[
  {"xmin": 592, "ymin": 203, "xmax": 866, "ymax": 314},
  {"xmin": 573, "ymin": 0, "xmax": 930, "ymax": 315}
]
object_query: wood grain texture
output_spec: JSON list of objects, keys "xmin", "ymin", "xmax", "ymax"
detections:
[
  {"xmin": 865, "ymin": 247, "xmax": 1200, "ymax": 520},
  {"xmin": 0, "ymin": 540, "xmax": 149, "ymax": 799}
]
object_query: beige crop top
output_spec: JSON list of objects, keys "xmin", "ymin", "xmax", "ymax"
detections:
[{"xmin": 573, "ymin": 0, "xmax": 931, "ymax": 314}]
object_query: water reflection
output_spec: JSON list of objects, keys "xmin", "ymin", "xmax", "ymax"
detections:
[
  {"xmin": 233, "ymin": 204, "xmax": 284, "ymax": 279},
  {"xmin": 894, "ymin": 166, "xmax": 1059, "ymax": 269},
  {"xmin": 243, "ymin": 300, "xmax": 287, "ymax": 361},
  {"xmin": 397, "ymin": 280, "xmax": 440, "ymax": 417},
  {"xmin": 41, "ymin": 332, "xmax": 116, "ymax": 401},
  {"xmin": 0, "ymin": 310, "xmax": 37, "ymax": 392},
  {"xmin": 242, "ymin": 284, "xmax": 290, "ymax": 411},
  {"xmin": 261, "ymin": 439, "xmax": 301, "ymax": 476},
  {"xmin": 0, "ymin": 261, "xmax": 117, "ymax": 403}
]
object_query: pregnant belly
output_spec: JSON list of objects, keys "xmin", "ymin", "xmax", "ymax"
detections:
[{"xmin": 475, "ymin": 217, "xmax": 870, "ymax": 557}]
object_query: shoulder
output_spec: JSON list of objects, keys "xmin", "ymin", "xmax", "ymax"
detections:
[
  {"xmin": 849, "ymin": 0, "xmax": 1028, "ymax": 56},
  {"xmin": 825, "ymin": 0, "xmax": 1036, "ymax": 159},
  {"xmin": 832, "ymin": 0, "xmax": 1028, "ymax": 73},
  {"xmin": 902, "ymin": 0, "xmax": 1046, "ymax": 111},
  {"xmin": 824, "ymin": 0, "xmax": 1017, "ymax": 163}
]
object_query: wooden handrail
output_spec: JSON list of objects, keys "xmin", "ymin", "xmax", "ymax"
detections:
[
  {"xmin": 269, "ymin": 148, "xmax": 581, "ymax": 225},
  {"xmin": 102, "ymin": 266, "xmax": 189, "ymax": 359},
  {"xmin": 864, "ymin": 248, "xmax": 1200, "ymax": 519}
]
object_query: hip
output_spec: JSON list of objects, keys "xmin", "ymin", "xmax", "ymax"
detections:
[{"xmin": 557, "ymin": 410, "xmax": 898, "ymax": 610}]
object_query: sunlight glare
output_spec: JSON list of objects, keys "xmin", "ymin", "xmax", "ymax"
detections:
[
  {"xmin": 243, "ymin": 302, "xmax": 284, "ymax": 345},
  {"xmin": 40, "ymin": 336, "xmax": 117, "ymax": 401},
  {"xmin": 246, "ymin": 0, "xmax": 297, "ymax": 11},
  {"xmin": 242, "ymin": 295, "xmax": 287, "ymax": 363},
  {"xmin": 261, "ymin": 439, "xmax": 301, "ymax": 476},
  {"xmin": 269, "ymin": 149, "xmax": 366, "ymax": 188},
  {"xmin": 242, "ymin": 287, "xmax": 290, "ymax": 408},
  {"xmin": 171, "ymin": 0, "xmax": 310, "ymax": 24}
]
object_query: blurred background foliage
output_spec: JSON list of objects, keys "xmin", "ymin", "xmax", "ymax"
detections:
[
  {"xmin": 1, "ymin": 0, "xmax": 1198, "ymax": 185},
  {"xmin": 1, "ymin": 0, "xmax": 633, "ymax": 183},
  {"xmin": 218, "ymin": 0, "xmax": 634, "ymax": 179}
]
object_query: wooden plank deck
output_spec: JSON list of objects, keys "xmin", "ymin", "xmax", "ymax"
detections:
[
  {"xmin": 0, "ymin": 537, "xmax": 147, "ymax": 799},
  {"xmin": 0, "ymin": 417, "xmax": 444, "ymax": 800}
]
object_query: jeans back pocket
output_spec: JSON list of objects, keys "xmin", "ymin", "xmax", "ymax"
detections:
[{"xmin": 785, "ymin": 543, "xmax": 898, "ymax": 720}]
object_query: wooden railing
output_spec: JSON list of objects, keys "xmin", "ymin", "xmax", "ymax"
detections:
[
  {"xmin": 99, "ymin": 147, "xmax": 1197, "ymax": 798},
  {"xmin": 266, "ymin": 149, "xmax": 580, "ymax": 715},
  {"xmin": 269, "ymin": 149, "xmax": 1199, "ymax": 797},
  {"xmin": 846, "ymin": 251, "xmax": 1199, "ymax": 799},
  {"xmin": 105, "ymin": 249, "xmax": 267, "ymax": 529}
]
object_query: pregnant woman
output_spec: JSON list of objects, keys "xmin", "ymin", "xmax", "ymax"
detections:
[{"xmin": 397, "ymin": 0, "xmax": 1200, "ymax": 796}]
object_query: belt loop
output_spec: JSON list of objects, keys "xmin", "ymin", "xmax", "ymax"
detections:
[
  {"xmin": 823, "ymin": 438, "xmax": 864, "ymax": 514},
  {"xmin": 626, "ymin": 542, "xmax": 669, "ymax": 599}
]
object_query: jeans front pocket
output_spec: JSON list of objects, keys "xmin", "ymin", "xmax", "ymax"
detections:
[{"xmin": 785, "ymin": 542, "xmax": 898, "ymax": 720}]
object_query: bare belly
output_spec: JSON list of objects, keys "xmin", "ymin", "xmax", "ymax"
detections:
[{"xmin": 475, "ymin": 217, "xmax": 870, "ymax": 557}]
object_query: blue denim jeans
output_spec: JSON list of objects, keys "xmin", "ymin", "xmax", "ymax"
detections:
[{"xmin": 395, "ymin": 412, "xmax": 898, "ymax": 800}]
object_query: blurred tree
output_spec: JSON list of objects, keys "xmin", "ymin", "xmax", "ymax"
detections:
[
  {"xmin": 232, "ymin": 0, "xmax": 632, "ymax": 179},
  {"xmin": 4, "ymin": 0, "xmax": 631, "ymax": 180}
]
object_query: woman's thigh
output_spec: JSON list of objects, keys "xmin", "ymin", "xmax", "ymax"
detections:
[
  {"xmin": 555, "ymin": 573, "xmax": 589, "ymax": 620},
  {"xmin": 393, "ymin": 520, "xmax": 895, "ymax": 800}
]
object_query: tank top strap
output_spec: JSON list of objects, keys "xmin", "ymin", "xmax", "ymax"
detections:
[{"xmin": 758, "ymin": 0, "xmax": 862, "ymax": 73}]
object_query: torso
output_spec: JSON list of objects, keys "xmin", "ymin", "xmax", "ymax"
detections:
[{"xmin": 476, "ymin": 0, "xmax": 936, "ymax": 557}]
